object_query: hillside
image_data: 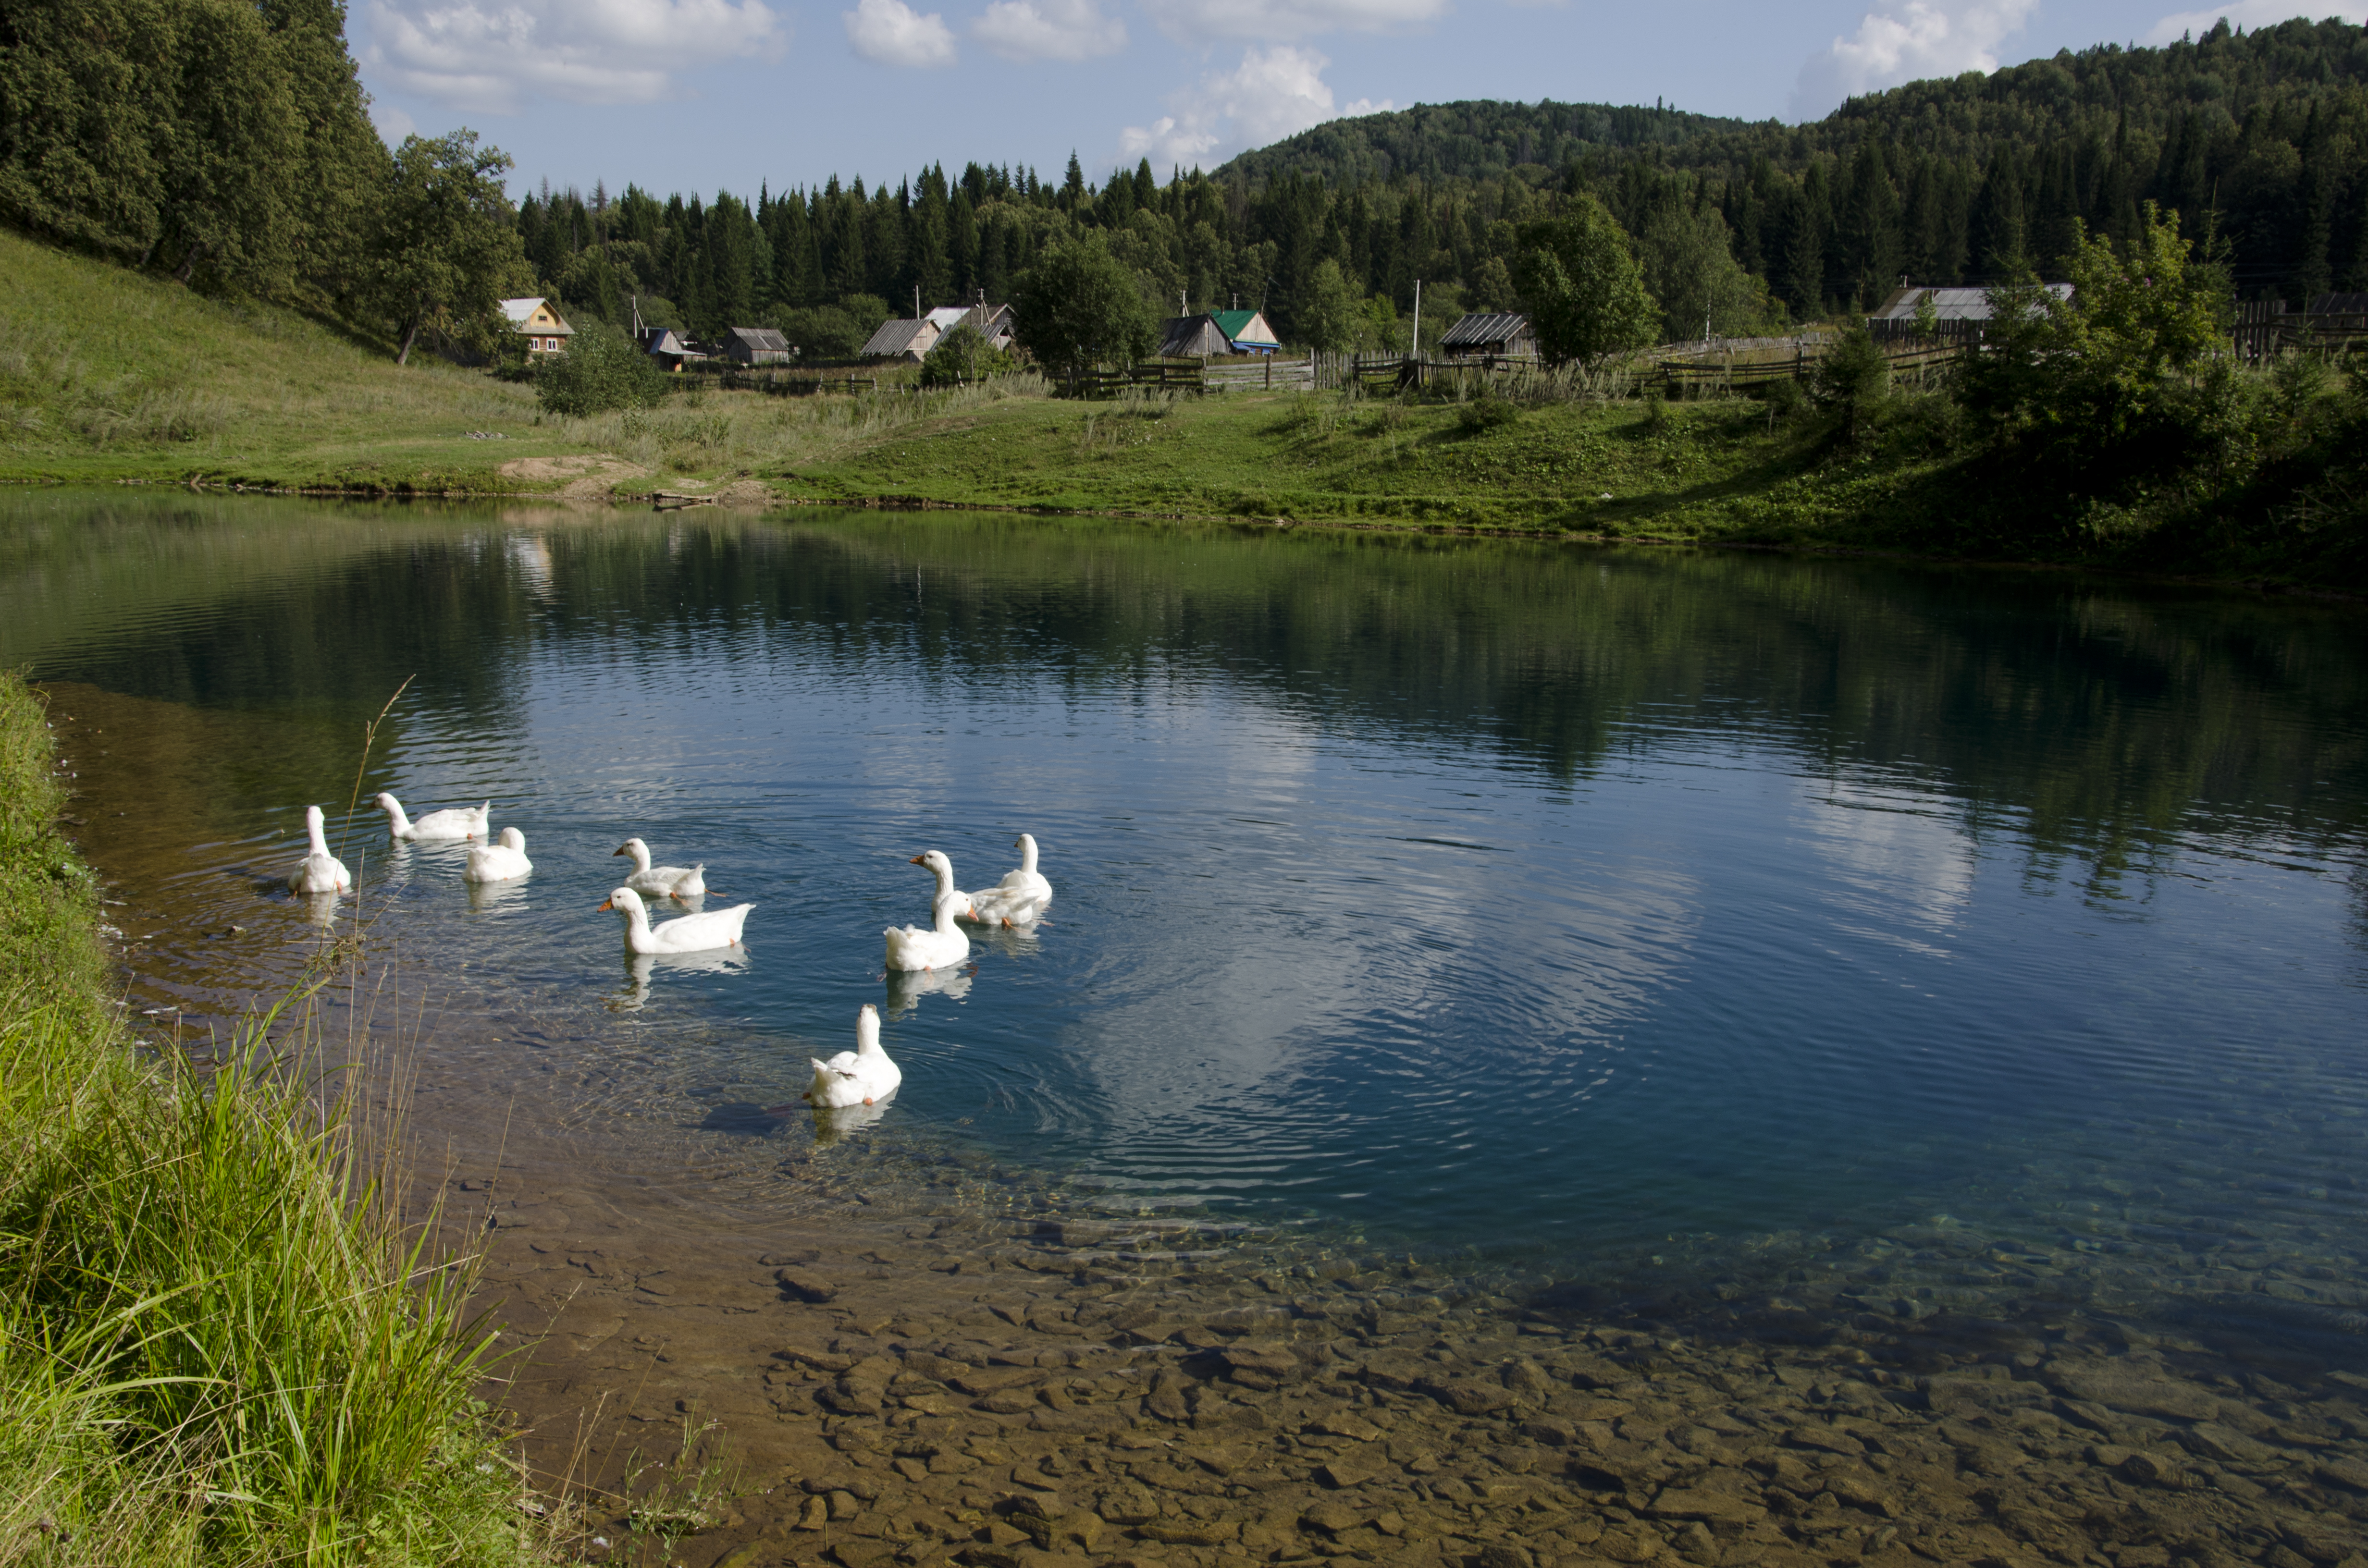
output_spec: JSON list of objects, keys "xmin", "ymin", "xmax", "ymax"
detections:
[
  {"xmin": 1216, "ymin": 99, "xmax": 1757, "ymax": 187},
  {"xmin": 0, "ymin": 227, "xmax": 559, "ymax": 488}
]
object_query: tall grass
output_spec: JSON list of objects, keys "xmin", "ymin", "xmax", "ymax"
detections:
[{"xmin": 0, "ymin": 672, "xmax": 547, "ymax": 1566}]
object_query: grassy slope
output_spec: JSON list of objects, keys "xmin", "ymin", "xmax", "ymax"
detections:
[
  {"xmin": 0, "ymin": 228, "xmax": 581, "ymax": 490},
  {"xmin": 0, "ymin": 671, "xmax": 545, "ymax": 1565}
]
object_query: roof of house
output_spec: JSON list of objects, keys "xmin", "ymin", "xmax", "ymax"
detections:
[
  {"xmin": 1439, "ymin": 311, "xmax": 1531, "ymax": 349},
  {"xmin": 1869, "ymin": 283, "xmax": 2072, "ymax": 321},
  {"xmin": 725, "ymin": 326, "xmax": 791, "ymax": 352},
  {"xmin": 1157, "ymin": 315, "xmax": 1234, "ymax": 358},
  {"xmin": 635, "ymin": 327, "xmax": 703, "ymax": 357},
  {"xmin": 1209, "ymin": 308, "xmax": 1280, "ymax": 348},
  {"xmin": 861, "ymin": 318, "xmax": 936, "ymax": 357},
  {"xmin": 2308, "ymin": 292, "xmax": 2368, "ymax": 315},
  {"xmin": 500, "ymin": 297, "xmax": 572, "ymax": 331},
  {"xmin": 924, "ymin": 306, "xmax": 972, "ymax": 331}
]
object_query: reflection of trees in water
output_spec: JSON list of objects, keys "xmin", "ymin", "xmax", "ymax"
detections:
[{"xmin": 7, "ymin": 493, "xmax": 2362, "ymax": 891}]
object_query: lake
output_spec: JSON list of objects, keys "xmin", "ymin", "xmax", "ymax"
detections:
[{"xmin": 9, "ymin": 488, "xmax": 2367, "ymax": 1561}]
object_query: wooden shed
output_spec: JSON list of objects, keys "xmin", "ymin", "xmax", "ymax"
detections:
[
  {"xmin": 1156, "ymin": 314, "xmax": 1234, "ymax": 359},
  {"xmin": 720, "ymin": 327, "xmax": 792, "ymax": 365},
  {"xmin": 861, "ymin": 318, "xmax": 938, "ymax": 362},
  {"xmin": 1439, "ymin": 312, "xmax": 1535, "ymax": 359},
  {"xmin": 634, "ymin": 326, "xmax": 706, "ymax": 371}
]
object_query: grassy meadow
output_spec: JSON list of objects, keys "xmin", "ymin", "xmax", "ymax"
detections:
[{"xmin": 0, "ymin": 670, "xmax": 553, "ymax": 1566}]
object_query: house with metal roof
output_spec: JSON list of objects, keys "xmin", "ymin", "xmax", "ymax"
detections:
[
  {"xmin": 1156, "ymin": 309, "xmax": 1282, "ymax": 358},
  {"xmin": 1439, "ymin": 312, "xmax": 1535, "ymax": 359},
  {"xmin": 634, "ymin": 326, "xmax": 706, "ymax": 371},
  {"xmin": 719, "ymin": 327, "xmax": 792, "ymax": 365},
  {"xmin": 500, "ymin": 297, "xmax": 574, "ymax": 357},
  {"xmin": 959, "ymin": 301, "xmax": 1017, "ymax": 352},
  {"xmin": 1868, "ymin": 282, "xmax": 2072, "ymax": 322},
  {"xmin": 861, "ymin": 317, "xmax": 939, "ymax": 361}
]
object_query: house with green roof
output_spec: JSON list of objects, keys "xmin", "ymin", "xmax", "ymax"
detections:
[{"xmin": 1157, "ymin": 307, "xmax": 1283, "ymax": 358}]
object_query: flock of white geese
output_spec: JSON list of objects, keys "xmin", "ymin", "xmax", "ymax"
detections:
[{"xmin": 286, "ymin": 791, "xmax": 1055, "ymax": 1116}]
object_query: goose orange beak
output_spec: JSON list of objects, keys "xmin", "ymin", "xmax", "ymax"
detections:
[
  {"xmin": 596, "ymin": 897, "xmax": 614, "ymax": 912},
  {"xmin": 909, "ymin": 854, "xmax": 926, "ymax": 865},
  {"xmin": 612, "ymin": 845, "xmax": 630, "ymax": 857}
]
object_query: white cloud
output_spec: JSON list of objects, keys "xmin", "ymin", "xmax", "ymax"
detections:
[
  {"xmin": 363, "ymin": 0, "xmax": 782, "ymax": 112},
  {"xmin": 844, "ymin": 0, "xmax": 958, "ymax": 65},
  {"xmin": 1135, "ymin": 0, "xmax": 1445, "ymax": 43},
  {"xmin": 974, "ymin": 0, "xmax": 1126, "ymax": 60},
  {"xmin": 2145, "ymin": 0, "xmax": 2367, "ymax": 42},
  {"xmin": 1789, "ymin": 0, "xmax": 2037, "ymax": 121},
  {"xmin": 1120, "ymin": 45, "xmax": 1392, "ymax": 169},
  {"xmin": 369, "ymin": 99, "xmax": 418, "ymax": 144}
]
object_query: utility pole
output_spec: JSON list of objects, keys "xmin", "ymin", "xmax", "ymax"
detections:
[{"xmin": 1411, "ymin": 280, "xmax": 1422, "ymax": 361}]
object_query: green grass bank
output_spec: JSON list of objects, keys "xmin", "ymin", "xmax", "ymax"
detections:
[
  {"xmin": 0, "ymin": 671, "xmax": 547, "ymax": 1566},
  {"xmin": 4, "ymin": 226, "xmax": 2361, "ymax": 591}
]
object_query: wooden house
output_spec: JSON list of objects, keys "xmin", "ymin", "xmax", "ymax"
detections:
[
  {"xmin": 719, "ymin": 327, "xmax": 792, "ymax": 365},
  {"xmin": 861, "ymin": 317, "xmax": 939, "ymax": 361},
  {"xmin": 1867, "ymin": 282, "xmax": 2071, "ymax": 343},
  {"xmin": 500, "ymin": 297, "xmax": 574, "ymax": 356},
  {"xmin": 1439, "ymin": 312, "xmax": 1535, "ymax": 359},
  {"xmin": 1156, "ymin": 309, "xmax": 1282, "ymax": 358},
  {"xmin": 959, "ymin": 301, "xmax": 1016, "ymax": 351},
  {"xmin": 634, "ymin": 326, "xmax": 706, "ymax": 371}
]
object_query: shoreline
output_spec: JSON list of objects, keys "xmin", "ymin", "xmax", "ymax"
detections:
[{"xmin": 14, "ymin": 474, "xmax": 2358, "ymax": 605}]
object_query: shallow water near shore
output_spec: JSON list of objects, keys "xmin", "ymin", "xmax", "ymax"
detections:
[{"xmin": 9, "ymin": 488, "xmax": 2368, "ymax": 1568}]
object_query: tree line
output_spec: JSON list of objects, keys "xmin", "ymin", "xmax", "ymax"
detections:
[
  {"xmin": 6, "ymin": 5, "xmax": 2363, "ymax": 369},
  {"xmin": 512, "ymin": 17, "xmax": 2367, "ymax": 361}
]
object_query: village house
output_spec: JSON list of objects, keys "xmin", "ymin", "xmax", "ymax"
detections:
[
  {"xmin": 1439, "ymin": 311, "xmax": 1536, "ymax": 359},
  {"xmin": 718, "ymin": 326, "xmax": 792, "ymax": 365},
  {"xmin": 1866, "ymin": 281, "xmax": 2072, "ymax": 343},
  {"xmin": 860, "ymin": 317, "xmax": 939, "ymax": 362},
  {"xmin": 633, "ymin": 326, "xmax": 706, "ymax": 371},
  {"xmin": 501, "ymin": 297, "xmax": 574, "ymax": 356},
  {"xmin": 1154, "ymin": 307, "xmax": 1283, "ymax": 358}
]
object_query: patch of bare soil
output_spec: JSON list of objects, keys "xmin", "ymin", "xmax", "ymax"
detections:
[{"xmin": 499, "ymin": 453, "xmax": 653, "ymax": 499}]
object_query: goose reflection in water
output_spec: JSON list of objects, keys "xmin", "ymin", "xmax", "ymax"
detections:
[
  {"xmin": 883, "ymin": 962, "xmax": 974, "ymax": 1018},
  {"xmin": 609, "ymin": 945, "xmax": 751, "ymax": 1012},
  {"xmin": 464, "ymin": 877, "xmax": 530, "ymax": 915},
  {"xmin": 804, "ymin": 1099, "xmax": 890, "ymax": 1145}
]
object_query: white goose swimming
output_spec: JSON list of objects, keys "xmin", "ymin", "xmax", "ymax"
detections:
[
  {"xmin": 613, "ymin": 838, "xmax": 707, "ymax": 900},
  {"xmin": 287, "ymin": 805, "xmax": 352, "ymax": 894},
  {"xmin": 463, "ymin": 827, "xmax": 533, "ymax": 883},
  {"xmin": 597, "ymin": 885, "xmax": 751, "ymax": 955},
  {"xmin": 884, "ymin": 851, "xmax": 971, "ymax": 972},
  {"xmin": 802, "ymin": 1003, "xmax": 902, "ymax": 1109},
  {"xmin": 961, "ymin": 832, "xmax": 1053, "ymax": 927},
  {"xmin": 373, "ymin": 792, "xmax": 490, "ymax": 841}
]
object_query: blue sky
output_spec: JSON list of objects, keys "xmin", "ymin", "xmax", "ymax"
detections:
[{"xmin": 351, "ymin": 0, "xmax": 2366, "ymax": 200}]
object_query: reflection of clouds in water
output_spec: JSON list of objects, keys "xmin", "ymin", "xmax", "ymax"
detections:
[
  {"xmin": 1794, "ymin": 777, "xmax": 1976, "ymax": 954},
  {"xmin": 1046, "ymin": 698, "xmax": 1700, "ymax": 1187}
]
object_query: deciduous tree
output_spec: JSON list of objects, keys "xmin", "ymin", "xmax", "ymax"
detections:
[
  {"xmin": 368, "ymin": 129, "xmax": 531, "ymax": 364},
  {"xmin": 1511, "ymin": 197, "xmax": 1659, "ymax": 367}
]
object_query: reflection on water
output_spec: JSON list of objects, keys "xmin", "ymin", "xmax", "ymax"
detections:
[{"xmin": 4, "ymin": 490, "xmax": 2365, "ymax": 1365}]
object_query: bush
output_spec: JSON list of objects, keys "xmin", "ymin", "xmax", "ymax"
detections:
[
  {"xmin": 535, "ymin": 319, "xmax": 666, "ymax": 416},
  {"xmin": 1455, "ymin": 386, "xmax": 1521, "ymax": 434},
  {"xmin": 919, "ymin": 323, "xmax": 1011, "ymax": 387}
]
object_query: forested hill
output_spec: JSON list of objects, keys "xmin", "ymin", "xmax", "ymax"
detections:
[
  {"xmin": 1218, "ymin": 100, "xmax": 1756, "ymax": 187},
  {"xmin": 1222, "ymin": 18, "xmax": 2368, "ymax": 192}
]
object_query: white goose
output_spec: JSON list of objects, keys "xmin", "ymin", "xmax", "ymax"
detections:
[
  {"xmin": 287, "ymin": 805, "xmax": 352, "ymax": 894},
  {"xmin": 613, "ymin": 838, "xmax": 707, "ymax": 900},
  {"xmin": 802, "ymin": 1003, "xmax": 902, "ymax": 1109},
  {"xmin": 961, "ymin": 833, "xmax": 1053, "ymax": 927},
  {"xmin": 373, "ymin": 792, "xmax": 490, "ymax": 841},
  {"xmin": 598, "ymin": 885, "xmax": 751, "ymax": 955},
  {"xmin": 884, "ymin": 851, "xmax": 971, "ymax": 972},
  {"xmin": 463, "ymin": 827, "xmax": 533, "ymax": 883}
]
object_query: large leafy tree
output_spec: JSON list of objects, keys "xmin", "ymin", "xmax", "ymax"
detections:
[
  {"xmin": 1511, "ymin": 197, "xmax": 1659, "ymax": 367},
  {"xmin": 1292, "ymin": 259, "xmax": 1360, "ymax": 352},
  {"xmin": 1959, "ymin": 201, "xmax": 2232, "ymax": 479},
  {"xmin": 369, "ymin": 129, "xmax": 532, "ymax": 364},
  {"xmin": 1012, "ymin": 234, "xmax": 1156, "ymax": 383}
]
